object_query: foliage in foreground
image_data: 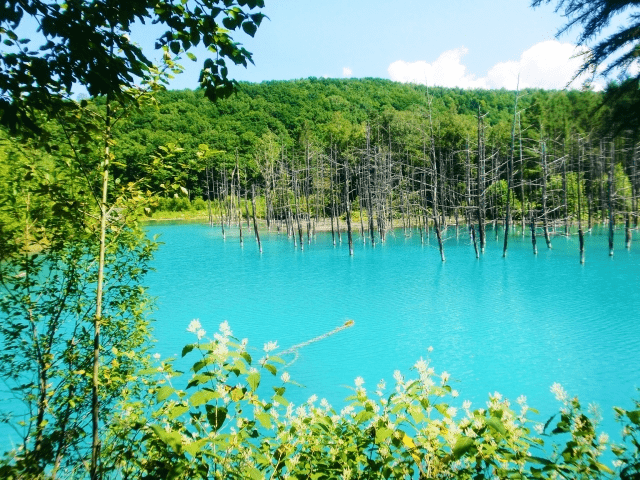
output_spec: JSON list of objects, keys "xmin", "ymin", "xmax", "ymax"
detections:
[{"xmin": 61, "ymin": 322, "xmax": 638, "ymax": 480}]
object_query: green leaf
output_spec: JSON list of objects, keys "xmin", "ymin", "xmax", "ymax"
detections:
[
  {"xmin": 273, "ymin": 394, "xmax": 289, "ymax": 406},
  {"xmin": 256, "ymin": 412, "xmax": 272, "ymax": 429},
  {"xmin": 375, "ymin": 427, "xmax": 393, "ymax": 443},
  {"xmin": 205, "ymin": 405, "xmax": 227, "ymax": 432},
  {"xmin": 240, "ymin": 351, "xmax": 252, "ymax": 364},
  {"xmin": 264, "ymin": 363, "xmax": 277, "ymax": 376},
  {"xmin": 168, "ymin": 404, "xmax": 189, "ymax": 420},
  {"xmin": 247, "ymin": 372, "xmax": 260, "ymax": 391},
  {"xmin": 486, "ymin": 416, "xmax": 507, "ymax": 435},
  {"xmin": 230, "ymin": 386, "xmax": 244, "ymax": 402},
  {"xmin": 156, "ymin": 385, "xmax": 175, "ymax": 402},
  {"xmin": 183, "ymin": 438, "xmax": 207, "ymax": 457},
  {"xmin": 452, "ymin": 436, "xmax": 474, "ymax": 459},
  {"xmin": 409, "ymin": 409, "xmax": 425, "ymax": 424},
  {"xmin": 182, "ymin": 344, "xmax": 194, "ymax": 357},
  {"xmin": 242, "ymin": 21, "xmax": 257, "ymax": 37},
  {"xmin": 190, "ymin": 388, "xmax": 219, "ymax": 407},
  {"xmin": 355, "ymin": 410, "xmax": 374, "ymax": 423},
  {"xmin": 594, "ymin": 462, "xmax": 614, "ymax": 474},
  {"xmin": 186, "ymin": 52, "xmax": 197, "ymax": 62},
  {"xmin": 626, "ymin": 409, "xmax": 640, "ymax": 426},
  {"xmin": 150, "ymin": 424, "xmax": 182, "ymax": 453}
]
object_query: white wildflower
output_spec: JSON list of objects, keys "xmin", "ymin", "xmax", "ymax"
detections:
[
  {"xmin": 340, "ymin": 405, "xmax": 354, "ymax": 417},
  {"xmin": 153, "ymin": 353, "xmax": 161, "ymax": 360},
  {"xmin": 414, "ymin": 357, "xmax": 428, "ymax": 372},
  {"xmin": 534, "ymin": 424, "xmax": 544, "ymax": 435},
  {"xmin": 446, "ymin": 406, "xmax": 458, "ymax": 418},
  {"xmin": 214, "ymin": 342, "xmax": 228, "ymax": 356},
  {"xmin": 281, "ymin": 372, "xmax": 290, "ymax": 383},
  {"xmin": 263, "ymin": 340, "xmax": 278, "ymax": 353},
  {"xmin": 187, "ymin": 319, "xmax": 201, "ymax": 333},
  {"xmin": 196, "ymin": 328, "xmax": 206, "ymax": 340},
  {"xmin": 241, "ymin": 338, "xmax": 248, "ymax": 347},
  {"xmin": 452, "ymin": 390, "xmax": 459, "ymax": 398},
  {"xmin": 441, "ymin": 371, "xmax": 450, "ymax": 384},
  {"xmin": 598, "ymin": 432, "xmax": 609, "ymax": 444},
  {"xmin": 517, "ymin": 395, "xmax": 527, "ymax": 406},
  {"xmin": 219, "ymin": 320, "xmax": 232, "ymax": 337},
  {"xmin": 307, "ymin": 394, "xmax": 317, "ymax": 405},
  {"xmin": 213, "ymin": 332, "xmax": 225, "ymax": 343},
  {"xmin": 355, "ymin": 376, "xmax": 365, "ymax": 387},
  {"xmin": 463, "ymin": 400, "xmax": 472, "ymax": 410},
  {"xmin": 320, "ymin": 398, "xmax": 331, "ymax": 410},
  {"xmin": 393, "ymin": 370, "xmax": 403, "ymax": 383},
  {"xmin": 550, "ymin": 383, "xmax": 568, "ymax": 403}
]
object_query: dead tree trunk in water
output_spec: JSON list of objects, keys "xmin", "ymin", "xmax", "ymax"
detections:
[
  {"xmin": 305, "ymin": 144, "xmax": 312, "ymax": 244},
  {"xmin": 518, "ymin": 114, "xmax": 526, "ymax": 235},
  {"xmin": 292, "ymin": 166, "xmax": 304, "ymax": 250},
  {"xmin": 608, "ymin": 141, "xmax": 615, "ymax": 256},
  {"xmin": 237, "ymin": 158, "xmax": 243, "ymax": 247},
  {"xmin": 562, "ymin": 149, "xmax": 569, "ymax": 236},
  {"xmin": 344, "ymin": 158, "xmax": 354, "ymax": 255},
  {"xmin": 251, "ymin": 185, "xmax": 262, "ymax": 253},
  {"xmin": 530, "ymin": 209, "xmax": 538, "ymax": 255},
  {"xmin": 503, "ymin": 83, "xmax": 518, "ymax": 257},
  {"xmin": 477, "ymin": 108, "xmax": 486, "ymax": 253},
  {"xmin": 470, "ymin": 224, "xmax": 479, "ymax": 258},
  {"xmin": 626, "ymin": 213, "xmax": 631, "ymax": 249},
  {"xmin": 577, "ymin": 140, "xmax": 585, "ymax": 264},
  {"xmin": 541, "ymin": 140, "xmax": 552, "ymax": 249}
]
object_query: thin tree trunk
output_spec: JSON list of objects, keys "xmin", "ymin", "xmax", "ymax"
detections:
[
  {"xmin": 91, "ymin": 91, "xmax": 112, "ymax": 480},
  {"xmin": 541, "ymin": 140, "xmax": 552, "ymax": 249},
  {"xmin": 530, "ymin": 209, "xmax": 538, "ymax": 255},
  {"xmin": 608, "ymin": 141, "xmax": 615, "ymax": 256},
  {"xmin": 477, "ymin": 108, "xmax": 486, "ymax": 253},
  {"xmin": 470, "ymin": 223, "xmax": 479, "ymax": 258},
  {"xmin": 503, "ymin": 82, "xmax": 518, "ymax": 257},
  {"xmin": 251, "ymin": 185, "xmax": 262, "ymax": 253},
  {"xmin": 578, "ymin": 140, "xmax": 585, "ymax": 264},
  {"xmin": 345, "ymin": 158, "xmax": 354, "ymax": 255}
]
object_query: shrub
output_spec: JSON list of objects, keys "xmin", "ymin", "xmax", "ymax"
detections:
[{"xmin": 103, "ymin": 322, "xmax": 638, "ymax": 480}]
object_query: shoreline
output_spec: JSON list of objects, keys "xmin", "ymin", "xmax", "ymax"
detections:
[{"xmin": 142, "ymin": 214, "xmax": 632, "ymax": 235}]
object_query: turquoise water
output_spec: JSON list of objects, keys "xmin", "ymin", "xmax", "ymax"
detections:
[{"xmin": 146, "ymin": 222, "xmax": 640, "ymax": 439}]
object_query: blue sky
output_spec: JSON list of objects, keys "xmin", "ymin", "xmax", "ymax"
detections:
[{"xmin": 132, "ymin": 0, "xmax": 630, "ymax": 92}]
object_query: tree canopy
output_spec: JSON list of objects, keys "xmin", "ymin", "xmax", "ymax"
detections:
[{"xmin": 0, "ymin": 0, "xmax": 266, "ymax": 131}]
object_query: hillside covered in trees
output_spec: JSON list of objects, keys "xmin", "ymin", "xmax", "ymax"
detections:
[{"xmin": 108, "ymin": 78, "xmax": 638, "ymax": 259}]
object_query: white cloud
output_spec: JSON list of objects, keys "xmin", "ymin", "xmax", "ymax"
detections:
[
  {"xmin": 342, "ymin": 67, "xmax": 352, "ymax": 78},
  {"xmin": 388, "ymin": 41, "xmax": 606, "ymax": 90},
  {"xmin": 388, "ymin": 47, "xmax": 487, "ymax": 89}
]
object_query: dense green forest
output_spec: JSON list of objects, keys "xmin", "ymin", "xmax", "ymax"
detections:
[
  {"xmin": 108, "ymin": 78, "xmax": 638, "ymax": 260},
  {"xmin": 113, "ymin": 77, "xmax": 610, "ymax": 197}
]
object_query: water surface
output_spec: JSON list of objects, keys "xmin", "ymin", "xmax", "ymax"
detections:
[{"xmin": 146, "ymin": 222, "xmax": 640, "ymax": 439}]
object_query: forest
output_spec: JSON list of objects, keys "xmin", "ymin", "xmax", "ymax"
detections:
[{"xmin": 111, "ymin": 78, "xmax": 639, "ymax": 259}]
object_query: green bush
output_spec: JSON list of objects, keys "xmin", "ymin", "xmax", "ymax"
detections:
[
  {"xmin": 192, "ymin": 197, "xmax": 207, "ymax": 211},
  {"xmin": 102, "ymin": 322, "xmax": 639, "ymax": 480}
]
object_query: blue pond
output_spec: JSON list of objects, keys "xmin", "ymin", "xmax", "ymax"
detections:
[{"xmin": 146, "ymin": 221, "xmax": 640, "ymax": 440}]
